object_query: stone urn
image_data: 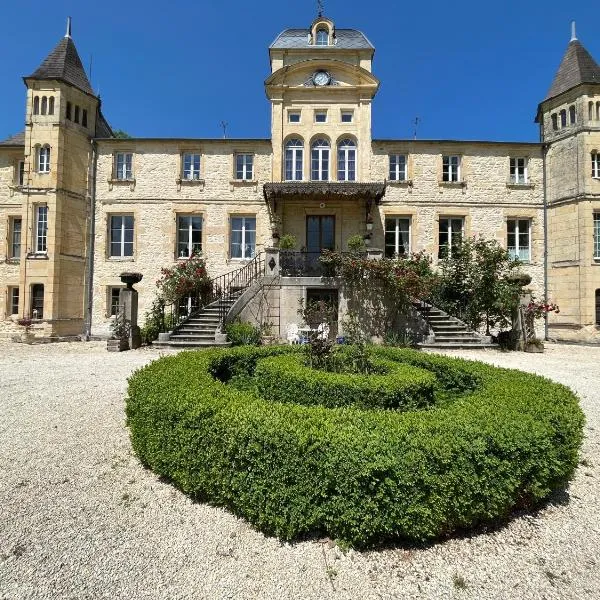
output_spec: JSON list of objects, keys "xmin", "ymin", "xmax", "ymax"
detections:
[{"xmin": 120, "ymin": 272, "xmax": 143, "ymax": 288}]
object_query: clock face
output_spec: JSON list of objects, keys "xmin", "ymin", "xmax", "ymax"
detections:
[{"xmin": 313, "ymin": 70, "xmax": 331, "ymax": 86}]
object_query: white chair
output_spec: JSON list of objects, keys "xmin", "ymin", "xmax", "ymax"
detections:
[
  {"xmin": 286, "ymin": 323, "xmax": 300, "ymax": 345},
  {"xmin": 317, "ymin": 322, "xmax": 330, "ymax": 341}
]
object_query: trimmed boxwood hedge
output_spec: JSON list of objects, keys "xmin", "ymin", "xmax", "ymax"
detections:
[
  {"xmin": 126, "ymin": 345, "xmax": 584, "ymax": 548},
  {"xmin": 255, "ymin": 354, "xmax": 436, "ymax": 410}
]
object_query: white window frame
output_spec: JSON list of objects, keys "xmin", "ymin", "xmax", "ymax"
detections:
[
  {"xmin": 8, "ymin": 286, "xmax": 19, "ymax": 316},
  {"xmin": 16, "ymin": 160, "xmax": 25, "ymax": 186},
  {"xmin": 442, "ymin": 155, "xmax": 461, "ymax": 183},
  {"xmin": 341, "ymin": 110, "xmax": 354, "ymax": 123},
  {"xmin": 230, "ymin": 216, "xmax": 256, "ymax": 260},
  {"xmin": 316, "ymin": 28, "xmax": 329, "ymax": 46},
  {"xmin": 285, "ymin": 139, "xmax": 304, "ymax": 181},
  {"xmin": 314, "ymin": 111, "xmax": 328, "ymax": 124},
  {"xmin": 38, "ymin": 146, "xmax": 50, "ymax": 174},
  {"xmin": 35, "ymin": 205, "xmax": 48, "ymax": 253},
  {"xmin": 9, "ymin": 216, "xmax": 22, "ymax": 259},
  {"xmin": 235, "ymin": 154, "xmax": 254, "ymax": 180},
  {"xmin": 177, "ymin": 214, "xmax": 203, "ymax": 258},
  {"xmin": 384, "ymin": 217, "xmax": 411, "ymax": 258},
  {"xmin": 311, "ymin": 139, "xmax": 330, "ymax": 181},
  {"xmin": 389, "ymin": 154, "xmax": 407, "ymax": 181},
  {"xmin": 109, "ymin": 214, "xmax": 134, "ymax": 258},
  {"xmin": 438, "ymin": 217, "xmax": 464, "ymax": 258},
  {"xmin": 592, "ymin": 153, "xmax": 600, "ymax": 179},
  {"xmin": 182, "ymin": 152, "xmax": 201, "ymax": 181},
  {"xmin": 594, "ymin": 214, "xmax": 600, "ymax": 260},
  {"xmin": 288, "ymin": 111, "xmax": 301, "ymax": 124},
  {"xmin": 510, "ymin": 157, "xmax": 528, "ymax": 184},
  {"xmin": 108, "ymin": 286, "xmax": 123, "ymax": 317},
  {"xmin": 507, "ymin": 219, "xmax": 531, "ymax": 262},
  {"xmin": 337, "ymin": 139, "xmax": 356, "ymax": 181},
  {"xmin": 115, "ymin": 152, "xmax": 133, "ymax": 180}
]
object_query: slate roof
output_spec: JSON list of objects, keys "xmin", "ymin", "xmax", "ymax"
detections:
[
  {"xmin": 270, "ymin": 28, "xmax": 374, "ymax": 50},
  {"xmin": 545, "ymin": 39, "xmax": 600, "ymax": 101},
  {"xmin": 0, "ymin": 132, "xmax": 25, "ymax": 146},
  {"xmin": 26, "ymin": 36, "xmax": 94, "ymax": 96}
]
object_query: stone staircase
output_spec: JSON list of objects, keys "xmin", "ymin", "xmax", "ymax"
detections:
[
  {"xmin": 153, "ymin": 297, "xmax": 236, "ymax": 348},
  {"xmin": 414, "ymin": 303, "xmax": 497, "ymax": 349}
]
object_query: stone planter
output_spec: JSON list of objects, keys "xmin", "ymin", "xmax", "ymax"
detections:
[
  {"xmin": 261, "ymin": 335, "xmax": 277, "ymax": 346},
  {"xmin": 524, "ymin": 340, "xmax": 544, "ymax": 353},
  {"xmin": 20, "ymin": 332, "xmax": 35, "ymax": 344},
  {"xmin": 107, "ymin": 338, "xmax": 129, "ymax": 352}
]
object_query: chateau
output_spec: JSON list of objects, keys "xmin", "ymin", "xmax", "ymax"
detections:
[{"xmin": 1, "ymin": 15, "xmax": 600, "ymax": 342}]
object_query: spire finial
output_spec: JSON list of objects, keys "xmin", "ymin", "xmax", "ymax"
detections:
[
  {"xmin": 570, "ymin": 20, "xmax": 577, "ymax": 42},
  {"xmin": 317, "ymin": 0, "xmax": 324, "ymax": 17},
  {"xmin": 65, "ymin": 16, "xmax": 72, "ymax": 39}
]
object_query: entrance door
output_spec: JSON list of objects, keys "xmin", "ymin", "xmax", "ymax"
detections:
[{"xmin": 306, "ymin": 215, "xmax": 335, "ymax": 252}]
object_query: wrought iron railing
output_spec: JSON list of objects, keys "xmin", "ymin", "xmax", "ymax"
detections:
[
  {"xmin": 159, "ymin": 253, "xmax": 265, "ymax": 334},
  {"xmin": 279, "ymin": 251, "xmax": 357, "ymax": 277}
]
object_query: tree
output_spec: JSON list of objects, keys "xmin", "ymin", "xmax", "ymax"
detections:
[
  {"xmin": 113, "ymin": 129, "xmax": 133, "ymax": 139},
  {"xmin": 432, "ymin": 238, "xmax": 523, "ymax": 334}
]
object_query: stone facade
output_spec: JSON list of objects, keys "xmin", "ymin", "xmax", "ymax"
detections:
[{"xmin": 0, "ymin": 17, "xmax": 599, "ymax": 342}]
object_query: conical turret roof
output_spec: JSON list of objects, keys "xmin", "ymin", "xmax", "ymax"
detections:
[
  {"xmin": 545, "ymin": 38, "xmax": 600, "ymax": 101},
  {"xmin": 26, "ymin": 35, "xmax": 94, "ymax": 96}
]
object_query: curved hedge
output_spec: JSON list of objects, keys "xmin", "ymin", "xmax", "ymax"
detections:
[
  {"xmin": 254, "ymin": 354, "xmax": 436, "ymax": 410},
  {"xmin": 126, "ymin": 345, "xmax": 584, "ymax": 548}
]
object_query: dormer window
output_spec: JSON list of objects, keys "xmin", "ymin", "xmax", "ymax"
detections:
[{"xmin": 316, "ymin": 28, "xmax": 329, "ymax": 46}]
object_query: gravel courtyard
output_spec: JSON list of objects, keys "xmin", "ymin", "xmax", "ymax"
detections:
[{"xmin": 0, "ymin": 341, "xmax": 598, "ymax": 600}]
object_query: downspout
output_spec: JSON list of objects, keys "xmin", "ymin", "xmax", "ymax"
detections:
[
  {"xmin": 542, "ymin": 138, "xmax": 549, "ymax": 341},
  {"xmin": 83, "ymin": 140, "xmax": 97, "ymax": 340}
]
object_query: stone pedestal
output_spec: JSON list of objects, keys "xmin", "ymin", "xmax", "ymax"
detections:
[
  {"xmin": 265, "ymin": 247, "xmax": 280, "ymax": 276},
  {"xmin": 119, "ymin": 272, "xmax": 143, "ymax": 350}
]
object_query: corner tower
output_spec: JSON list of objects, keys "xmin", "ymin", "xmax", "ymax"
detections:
[
  {"xmin": 20, "ymin": 18, "xmax": 110, "ymax": 336},
  {"xmin": 536, "ymin": 24, "xmax": 600, "ymax": 340}
]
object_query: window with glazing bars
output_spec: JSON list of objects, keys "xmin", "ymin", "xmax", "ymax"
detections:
[
  {"xmin": 182, "ymin": 153, "xmax": 201, "ymax": 180},
  {"xmin": 235, "ymin": 154, "xmax": 254, "ymax": 180},
  {"xmin": 38, "ymin": 146, "xmax": 50, "ymax": 173},
  {"xmin": 442, "ymin": 156, "xmax": 460, "ymax": 182},
  {"xmin": 438, "ymin": 217, "xmax": 463, "ymax": 258},
  {"xmin": 592, "ymin": 153, "xmax": 600, "ymax": 178},
  {"xmin": 594, "ymin": 214, "xmax": 600, "ymax": 259},
  {"xmin": 230, "ymin": 216, "xmax": 256, "ymax": 259},
  {"xmin": 109, "ymin": 215, "xmax": 134, "ymax": 257},
  {"xmin": 385, "ymin": 217, "xmax": 411, "ymax": 258},
  {"xmin": 9, "ymin": 287, "xmax": 19, "ymax": 315},
  {"xmin": 10, "ymin": 217, "xmax": 21, "ymax": 259},
  {"xmin": 285, "ymin": 139, "xmax": 303, "ymax": 181},
  {"xmin": 389, "ymin": 155, "xmax": 407, "ymax": 181},
  {"xmin": 115, "ymin": 153, "xmax": 133, "ymax": 180},
  {"xmin": 109, "ymin": 287, "xmax": 122, "ymax": 317},
  {"xmin": 311, "ymin": 139, "xmax": 330, "ymax": 181},
  {"xmin": 177, "ymin": 215, "xmax": 202, "ymax": 258},
  {"xmin": 337, "ymin": 139, "xmax": 356, "ymax": 181},
  {"xmin": 35, "ymin": 206, "xmax": 48, "ymax": 253},
  {"xmin": 507, "ymin": 219, "xmax": 531, "ymax": 262},
  {"xmin": 510, "ymin": 158, "xmax": 528, "ymax": 184}
]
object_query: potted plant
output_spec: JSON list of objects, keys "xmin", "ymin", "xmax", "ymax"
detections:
[
  {"xmin": 17, "ymin": 317, "xmax": 34, "ymax": 343},
  {"xmin": 260, "ymin": 321, "xmax": 277, "ymax": 345},
  {"xmin": 279, "ymin": 234, "xmax": 297, "ymax": 251},
  {"xmin": 107, "ymin": 314, "xmax": 131, "ymax": 352}
]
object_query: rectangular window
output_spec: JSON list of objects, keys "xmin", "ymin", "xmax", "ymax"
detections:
[
  {"xmin": 592, "ymin": 153, "xmax": 600, "ymax": 178},
  {"xmin": 507, "ymin": 219, "xmax": 531, "ymax": 262},
  {"xmin": 230, "ymin": 216, "xmax": 256, "ymax": 260},
  {"xmin": 389, "ymin": 155, "xmax": 407, "ymax": 181},
  {"xmin": 16, "ymin": 160, "xmax": 25, "ymax": 186},
  {"xmin": 235, "ymin": 154, "xmax": 254, "ymax": 180},
  {"xmin": 38, "ymin": 146, "xmax": 50, "ymax": 173},
  {"xmin": 115, "ymin": 152, "xmax": 133, "ymax": 180},
  {"xmin": 66, "ymin": 102, "xmax": 72, "ymax": 120},
  {"xmin": 288, "ymin": 111, "xmax": 301, "ymax": 123},
  {"xmin": 510, "ymin": 158, "xmax": 528, "ymax": 184},
  {"xmin": 182, "ymin": 153, "xmax": 201, "ymax": 180},
  {"xmin": 438, "ymin": 217, "xmax": 464, "ymax": 258},
  {"xmin": 315, "ymin": 111, "xmax": 327, "ymax": 123},
  {"xmin": 109, "ymin": 215, "xmax": 134, "ymax": 258},
  {"xmin": 9, "ymin": 217, "xmax": 22, "ymax": 259},
  {"xmin": 109, "ymin": 287, "xmax": 122, "ymax": 317},
  {"xmin": 74, "ymin": 106, "xmax": 80, "ymax": 124},
  {"xmin": 82, "ymin": 109, "xmax": 88, "ymax": 128},
  {"xmin": 177, "ymin": 215, "xmax": 203, "ymax": 258},
  {"xmin": 341, "ymin": 110, "xmax": 354, "ymax": 123},
  {"xmin": 442, "ymin": 155, "xmax": 461, "ymax": 182},
  {"xmin": 31, "ymin": 284, "xmax": 44, "ymax": 319},
  {"xmin": 595, "ymin": 214, "xmax": 600, "ymax": 259},
  {"xmin": 8, "ymin": 287, "xmax": 19, "ymax": 316},
  {"xmin": 35, "ymin": 206, "xmax": 48, "ymax": 253},
  {"xmin": 384, "ymin": 217, "xmax": 411, "ymax": 258}
]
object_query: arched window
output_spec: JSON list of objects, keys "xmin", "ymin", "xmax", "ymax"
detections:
[
  {"xmin": 33, "ymin": 96, "xmax": 39, "ymax": 115},
  {"xmin": 316, "ymin": 28, "xmax": 329, "ymax": 46},
  {"xmin": 551, "ymin": 113, "xmax": 558, "ymax": 130},
  {"xmin": 66, "ymin": 102, "xmax": 72, "ymax": 120},
  {"xmin": 596, "ymin": 101, "xmax": 600, "ymax": 121},
  {"xmin": 337, "ymin": 138, "xmax": 356, "ymax": 181},
  {"xmin": 48, "ymin": 97, "xmax": 54, "ymax": 115},
  {"xmin": 38, "ymin": 145, "xmax": 51, "ymax": 173},
  {"xmin": 41, "ymin": 96, "xmax": 47, "ymax": 115},
  {"xmin": 311, "ymin": 138, "xmax": 330, "ymax": 181},
  {"xmin": 284, "ymin": 138, "xmax": 303, "ymax": 181},
  {"xmin": 560, "ymin": 109, "xmax": 567, "ymax": 128},
  {"xmin": 569, "ymin": 105, "xmax": 576, "ymax": 125},
  {"xmin": 590, "ymin": 101, "xmax": 594, "ymax": 121}
]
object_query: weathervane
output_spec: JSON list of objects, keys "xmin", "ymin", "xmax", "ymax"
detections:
[{"xmin": 317, "ymin": 0, "xmax": 324, "ymax": 17}]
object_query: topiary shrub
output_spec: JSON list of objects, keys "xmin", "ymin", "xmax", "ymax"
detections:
[
  {"xmin": 126, "ymin": 345, "xmax": 584, "ymax": 548},
  {"xmin": 224, "ymin": 320, "xmax": 261, "ymax": 346}
]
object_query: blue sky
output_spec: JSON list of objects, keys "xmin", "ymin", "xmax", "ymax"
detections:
[{"xmin": 0, "ymin": 0, "xmax": 594, "ymax": 142}]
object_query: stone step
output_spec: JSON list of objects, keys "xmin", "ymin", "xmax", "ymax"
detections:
[
  {"xmin": 418, "ymin": 342, "xmax": 497, "ymax": 349},
  {"xmin": 171, "ymin": 333, "xmax": 216, "ymax": 340},
  {"xmin": 153, "ymin": 340, "xmax": 232, "ymax": 348},
  {"xmin": 434, "ymin": 336, "xmax": 483, "ymax": 343}
]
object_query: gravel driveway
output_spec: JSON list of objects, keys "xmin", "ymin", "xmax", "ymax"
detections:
[{"xmin": 0, "ymin": 341, "xmax": 598, "ymax": 599}]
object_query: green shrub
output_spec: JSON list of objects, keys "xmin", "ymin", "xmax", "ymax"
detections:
[
  {"xmin": 255, "ymin": 353, "xmax": 436, "ymax": 410},
  {"xmin": 224, "ymin": 320, "xmax": 261, "ymax": 346},
  {"xmin": 126, "ymin": 346, "xmax": 584, "ymax": 548}
]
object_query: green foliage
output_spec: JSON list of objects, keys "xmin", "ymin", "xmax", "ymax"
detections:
[
  {"xmin": 255, "ymin": 353, "xmax": 436, "ymax": 410},
  {"xmin": 225, "ymin": 320, "xmax": 261, "ymax": 346},
  {"xmin": 126, "ymin": 345, "xmax": 584, "ymax": 548},
  {"xmin": 384, "ymin": 328, "xmax": 418, "ymax": 348},
  {"xmin": 279, "ymin": 234, "xmax": 297, "ymax": 250},
  {"xmin": 432, "ymin": 237, "xmax": 523, "ymax": 333},
  {"xmin": 347, "ymin": 234, "xmax": 366, "ymax": 253},
  {"xmin": 156, "ymin": 254, "xmax": 211, "ymax": 304},
  {"xmin": 110, "ymin": 313, "xmax": 130, "ymax": 341},
  {"xmin": 140, "ymin": 297, "xmax": 174, "ymax": 345},
  {"xmin": 113, "ymin": 129, "xmax": 133, "ymax": 139}
]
